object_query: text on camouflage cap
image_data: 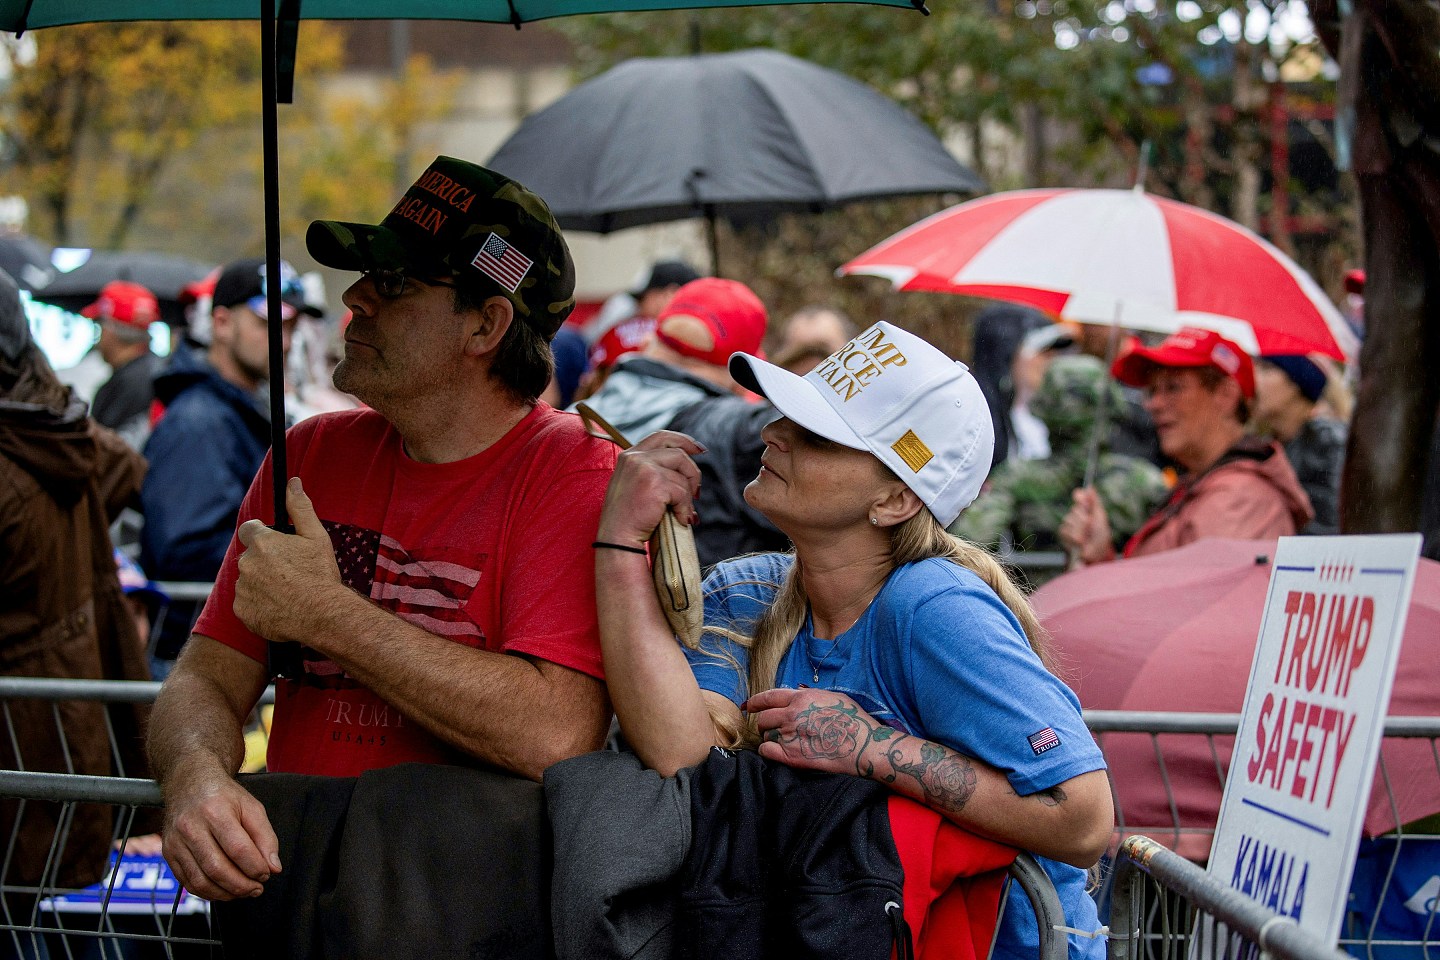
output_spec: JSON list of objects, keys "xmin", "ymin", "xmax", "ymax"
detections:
[{"xmin": 306, "ymin": 156, "xmax": 576, "ymax": 340}]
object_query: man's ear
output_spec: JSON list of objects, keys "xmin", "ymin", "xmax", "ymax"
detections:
[
  {"xmin": 464, "ymin": 296, "xmax": 515, "ymax": 357},
  {"xmin": 872, "ymin": 482, "xmax": 924, "ymax": 528},
  {"xmin": 208, "ymin": 307, "xmax": 233, "ymax": 346}
]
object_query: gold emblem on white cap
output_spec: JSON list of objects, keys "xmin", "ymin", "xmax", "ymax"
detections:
[{"xmin": 891, "ymin": 430, "xmax": 934, "ymax": 472}]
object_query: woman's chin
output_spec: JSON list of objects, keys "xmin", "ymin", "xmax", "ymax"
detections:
[{"xmin": 744, "ymin": 482, "xmax": 789, "ymax": 534}]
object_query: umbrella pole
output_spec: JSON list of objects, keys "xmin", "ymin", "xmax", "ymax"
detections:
[
  {"xmin": 1067, "ymin": 303, "xmax": 1124, "ymax": 572},
  {"xmin": 260, "ymin": 0, "xmax": 305, "ymax": 683},
  {"xmin": 706, "ymin": 206, "xmax": 721, "ymax": 277},
  {"xmin": 1081, "ymin": 303, "xmax": 1124, "ymax": 491},
  {"xmin": 261, "ymin": 0, "xmax": 291, "ymax": 533}
]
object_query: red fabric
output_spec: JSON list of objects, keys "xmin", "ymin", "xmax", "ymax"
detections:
[
  {"xmin": 195, "ymin": 404, "xmax": 617, "ymax": 776},
  {"xmin": 848, "ymin": 190, "xmax": 1055, "ymax": 288},
  {"xmin": 1156, "ymin": 200, "xmax": 1333, "ymax": 358},
  {"xmin": 653, "ymin": 278, "xmax": 767, "ymax": 367},
  {"xmin": 887, "ymin": 796, "xmax": 1018, "ymax": 960},
  {"xmin": 565, "ymin": 300, "xmax": 602, "ymax": 330},
  {"xmin": 590, "ymin": 315, "xmax": 655, "ymax": 369},
  {"xmin": 841, "ymin": 188, "xmax": 1352, "ymax": 361}
]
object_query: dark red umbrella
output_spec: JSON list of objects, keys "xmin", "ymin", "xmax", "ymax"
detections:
[{"xmin": 1031, "ymin": 537, "xmax": 1440, "ymax": 858}]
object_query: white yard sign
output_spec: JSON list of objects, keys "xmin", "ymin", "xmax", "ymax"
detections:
[{"xmin": 1203, "ymin": 533, "xmax": 1421, "ymax": 954}]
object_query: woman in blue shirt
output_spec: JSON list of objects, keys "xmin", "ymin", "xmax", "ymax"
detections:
[{"xmin": 593, "ymin": 321, "xmax": 1113, "ymax": 959}]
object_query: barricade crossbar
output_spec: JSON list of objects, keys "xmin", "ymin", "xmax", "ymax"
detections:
[{"xmin": 0, "ymin": 680, "xmax": 1432, "ymax": 960}]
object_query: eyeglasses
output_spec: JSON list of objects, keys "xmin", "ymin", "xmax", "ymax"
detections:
[{"xmin": 361, "ymin": 269, "xmax": 457, "ymax": 300}]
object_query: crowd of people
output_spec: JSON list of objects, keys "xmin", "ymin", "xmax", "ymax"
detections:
[{"xmin": 0, "ymin": 151, "xmax": 1386, "ymax": 958}]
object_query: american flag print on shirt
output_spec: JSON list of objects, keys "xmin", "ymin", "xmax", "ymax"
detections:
[
  {"xmin": 299, "ymin": 520, "xmax": 484, "ymax": 688},
  {"xmin": 471, "ymin": 232, "xmax": 532, "ymax": 292},
  {"xmin": 1027, "ymin": 727, "xmax": 1061, "ymax": 755}
]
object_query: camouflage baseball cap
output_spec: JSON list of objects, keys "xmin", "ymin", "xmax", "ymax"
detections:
[{"xmin": 306, "ymin": 156, "xmax": 576, "ymax": 340}]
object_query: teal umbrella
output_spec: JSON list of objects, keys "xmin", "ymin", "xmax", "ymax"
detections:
[
  {"xmin": 1, "ymin": 1, "xmax": 922, "ymax": 28},
  {"xmin": 0, "ymin": 0, "xmax": 925, "ymax": 527}
]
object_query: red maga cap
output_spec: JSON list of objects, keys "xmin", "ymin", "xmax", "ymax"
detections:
[
  {"xmin": 589, "ymin": 315, "xmax": 656, "ymax": 370},
  {"xmin": 652, "ymin": 278, "xmax": 767, "ymax": 369},
  {"xmin": 81, "ymin": 281, "xmax": 159, "ymax": 330},
  {"xmin": 1111, "ymin": 326, "xmax": 1255, "ymax": 399}
]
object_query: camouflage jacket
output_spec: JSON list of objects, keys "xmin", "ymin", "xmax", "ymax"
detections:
[
  {"xmin": 951, "ymin": 354, "xmax": 1170, "ymax": 552},
  {"xmin": 952, "ymin": 451, "xmax": 1169, "ymax": 552}
]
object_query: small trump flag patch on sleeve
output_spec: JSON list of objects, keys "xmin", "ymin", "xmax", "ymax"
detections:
[{"xmin": 1028, "ymin": 728, "xmax": 1061, "ymax": 755}]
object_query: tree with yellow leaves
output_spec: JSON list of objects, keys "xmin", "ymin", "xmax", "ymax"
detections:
[{"xmin": 0, "ymin": 21, "xmax": 459, "ymax": 260}]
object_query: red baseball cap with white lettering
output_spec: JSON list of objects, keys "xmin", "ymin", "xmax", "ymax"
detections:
[
  {"xmin": 589, "ymin": 315, "xmax": 656, "ymax": 370},
  {"xmin": 1111, "ymin": 326, "xmax": 1256, "ymax": 398},
  {"xmin": 81, "ymin": 281, "xmax": 159, "ymax": 331},
  {"xmin": 729, "ymin": 321, "xmax": 993, "ymax": 527}
]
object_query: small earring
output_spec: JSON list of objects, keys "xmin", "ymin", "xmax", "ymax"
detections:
[{"xmin": 870, "ymin": 517, "xmax": 879, "ymax": 526}]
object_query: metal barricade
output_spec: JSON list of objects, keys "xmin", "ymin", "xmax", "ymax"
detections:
[
  {"xmin": 1087, "ymin": 712, "xmax": 1440, "ymax": 960},
  {"xmin": 0, "ymin": 679, "xmax": 1073, "ymax": 959},
  {"xmin": 0, "ymin": 677, "xmax": 259, "ymax": 959},
  {"xmin": 0, "ymin": 770, "xmax": 218, "ymax": 959},
  {"xmin": 0, "ymin": 679, "xmax": 276, "ymax": 787},
  {"xmin": 1108, "ymin": 835, "xmax": 1352, "ymax": 960},
  {"xmin": 995, "ymin": 550, "xmax": 1069, "ymax": 592},
  {"xmin": 1009, "ymin": 849, "xmax": 1071, "ymax": 960}
]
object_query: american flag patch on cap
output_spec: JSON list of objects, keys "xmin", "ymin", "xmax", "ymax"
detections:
[
  {"xmin": 471, "ymin": 232, "xmax": 533, "ymax": 293},
  {"xmin": 1028, "ymin": 728, "xmax": 1061, "ymax": 755}
]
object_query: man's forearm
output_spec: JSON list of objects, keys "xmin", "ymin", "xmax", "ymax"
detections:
[
  {"xmin": 149, "ymin": 661, "xmax": 252, "ymax": 794},
  {"xmin": 300, "ymin": 587, "xmax": 607, "ymax": 779}
]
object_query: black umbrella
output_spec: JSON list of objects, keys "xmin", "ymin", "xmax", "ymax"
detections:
[
  {"xmin": 31, "ymin": 250, "xmax": 213, "ymax": 327},
  {"xmin": 487, "ymin": 48, "xmax": 985, "ymax": 273},
  {"xmin": 2, "ymin": 6, "xmax": 926, "ymax": 534},
  {"xmin": 0, "ymin": 233, "xmax": 55, "ymax": 291}
]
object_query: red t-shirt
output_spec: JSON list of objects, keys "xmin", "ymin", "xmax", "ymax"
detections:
[{"xmin": 194, "ymin": 404, "xmax": 617, "ymax": 776}]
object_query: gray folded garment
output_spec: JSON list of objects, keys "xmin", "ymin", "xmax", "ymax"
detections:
[{"xmin": 544, "ymin": 750, "xmax": 693, "ymax": 960}]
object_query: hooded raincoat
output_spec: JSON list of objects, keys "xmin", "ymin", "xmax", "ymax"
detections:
[{"xmin": 0, "ymin": 392, "xmax": 152, "ymax": 887}]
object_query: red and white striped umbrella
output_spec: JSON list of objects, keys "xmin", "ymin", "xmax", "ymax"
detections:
[{"xmin": 840, "ymin": 188, "xmax": 1357, "ymax": 361}]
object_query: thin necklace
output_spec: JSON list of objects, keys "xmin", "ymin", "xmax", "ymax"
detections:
[
  {"xmin": 804, "ymin": 590, "xmax": 879, "ymax": 683},
  {"xmin": 806, "ymin": 628, "xmax": 844, "ymax": 684}
]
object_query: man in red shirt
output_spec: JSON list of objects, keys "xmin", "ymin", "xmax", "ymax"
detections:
[{"xmin": 148, "ymin": 157, "xmax": 617, "ymax": 901}]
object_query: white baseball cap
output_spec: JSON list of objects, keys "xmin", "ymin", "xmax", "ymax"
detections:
[{"xmin": 729, "ymin": 321, "xmax": 994, "ymax": 527}]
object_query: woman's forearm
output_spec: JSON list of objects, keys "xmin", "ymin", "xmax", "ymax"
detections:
[
  {"xmin": 863, "ymin": 728, "xmax": 1111, "ymax": 866},
  {"xmin": 595, "ymin": 549, "xmax": 720, "ymax": 776},
  {"xmin": 761, "ymin": 694, "xmax": 1113, "ymax": 866}
]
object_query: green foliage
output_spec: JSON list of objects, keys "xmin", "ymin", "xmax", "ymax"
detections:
[
  {"xmin": 1, "ymin": 22, "xmax": 279, "ymax": 247},
  {"xmin": 0, "ymin": 22, "xmax": 461, "ymax": 266},
  {"xmin": 557, "ymin": 2, "xmax": 1352, "ymax": 309}
]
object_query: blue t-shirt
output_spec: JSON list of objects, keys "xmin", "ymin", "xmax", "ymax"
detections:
[{"xmin": 686, "ymin": 553, "xmax": 1107, "ymax": 960}]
